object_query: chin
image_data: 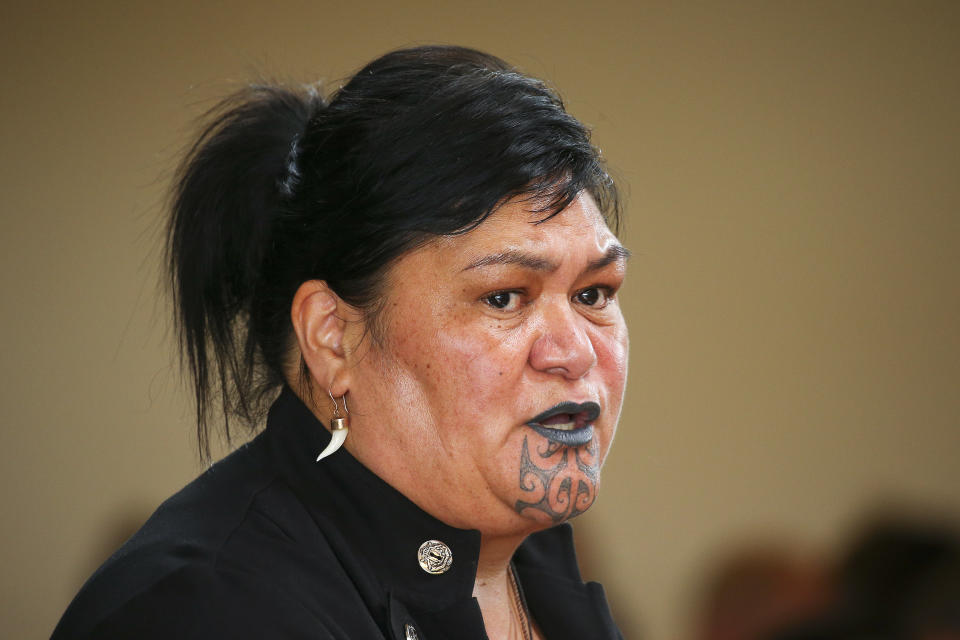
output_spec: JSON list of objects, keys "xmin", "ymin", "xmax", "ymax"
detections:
[{"xmin": 511, "ymin": 433, "xmax": 602, "ymax": 525}]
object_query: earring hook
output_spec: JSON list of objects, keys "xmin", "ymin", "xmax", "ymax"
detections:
[{"xmin": 328, "ymin": 390, "xmax": 348, "ymax": 418}]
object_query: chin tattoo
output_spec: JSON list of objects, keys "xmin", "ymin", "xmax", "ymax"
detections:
[{"xmin": 514, "ymin": 435, "xmax": 600, "ymax": 523}]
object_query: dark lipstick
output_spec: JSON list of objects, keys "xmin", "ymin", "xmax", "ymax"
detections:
[{"xmin": 525, "ymin": 401, "xmax": 600, "ymax": 447}]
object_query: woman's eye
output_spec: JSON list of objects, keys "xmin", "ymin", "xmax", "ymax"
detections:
[
  {"xmin": 575, "ymin": 287, "xmax": 612, "ymax": 308},
  {"xmin": 483, "ymin": 291, "xmax": 522, "ymax": 311}
]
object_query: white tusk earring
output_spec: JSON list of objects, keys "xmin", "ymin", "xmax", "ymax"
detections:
[{"xmin": 316, "ymin": 390, "xmax": 349, "ymax": 461}]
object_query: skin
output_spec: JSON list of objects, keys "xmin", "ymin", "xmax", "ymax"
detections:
[{"xmin": 290, "ymin": 192, "xmax": 629, "ymax": 638}]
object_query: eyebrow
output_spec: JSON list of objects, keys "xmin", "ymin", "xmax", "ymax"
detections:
[
  {"xmin": 462, "ymin": 244, "xmax": 631, "ymax": 273},
  {"xmin": 587, "ymin": 244, "xmax": 632, "ymax": 271}
]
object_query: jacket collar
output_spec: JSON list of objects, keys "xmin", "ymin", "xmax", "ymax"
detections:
[
  {"xmin": 262, "ymin": 386, "xmax": 481, "ymax": 612},
  {"xmin": 261, "ymin": 386, "xmax": 622, "ymax": 638}
]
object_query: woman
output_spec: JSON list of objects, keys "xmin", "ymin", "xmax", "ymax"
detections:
[{"xmin": 53, "ymin": 45, "xmax": 629, "ymax": 639}]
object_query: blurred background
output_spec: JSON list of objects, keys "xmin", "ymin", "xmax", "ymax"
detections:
[{"xmin": 2, "ymin": 1, "xmax": 959, "ymax": 638}]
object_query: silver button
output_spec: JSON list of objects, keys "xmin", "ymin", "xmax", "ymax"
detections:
[
  {"xmin": 404, "ymin": 623, "xmax": 418, "ymax": 640},
  {"xmin": 417, "ymin": 539, "xmax": 453, "ymax": 574}
]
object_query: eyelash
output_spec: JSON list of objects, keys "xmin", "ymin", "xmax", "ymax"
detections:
[{"xmin": 481, "ymin": 286, "xmax": 616, "ymax": 312}]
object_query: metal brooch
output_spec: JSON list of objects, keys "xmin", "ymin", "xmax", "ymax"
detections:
[{"xmin": 417, "ymin": 539, "xmax": 453, "ymax": 575}]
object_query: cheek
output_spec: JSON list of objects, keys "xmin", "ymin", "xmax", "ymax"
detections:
[
  {"xmin": 595, "ymin": 320, "xmax": 629, "ymax": 398},
  {"xmin": 591, "ymin": 320, "xmax": 629, "ymax": 455},
  {"xmin": 388, "ymin": 307, "xmax": 528, "ymax": 419}
]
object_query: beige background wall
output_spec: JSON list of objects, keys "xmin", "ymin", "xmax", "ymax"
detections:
[{"xmin": 2, "ymin": 2, "xmax": 958, "ymax": 638}]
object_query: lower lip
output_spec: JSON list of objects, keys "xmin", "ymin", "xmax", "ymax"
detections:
[{"xmin": 526, "ymin": 423, "xmax": 595, "ymax": 447}]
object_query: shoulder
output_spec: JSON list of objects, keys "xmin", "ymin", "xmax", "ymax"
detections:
[
  {"xmin": 76, "ymin": 563, "xmax": 339, "ymax": 640},
  {"xmin": 52, "ymin": 442, "xmax": 354, "ymax": 639}
]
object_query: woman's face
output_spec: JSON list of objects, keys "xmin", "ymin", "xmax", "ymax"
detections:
[{"xmin": 343, "ymin": 193, "xmax": 629, "ymax": 536}]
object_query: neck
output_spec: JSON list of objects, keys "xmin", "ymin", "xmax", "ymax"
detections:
[
  {"xmin": 477, "ymin": 531, "xmax": 524, "ymax": 581},
  {"xmin": 473, "ymin": 532, "xmax": 534, "ymax": 640}
]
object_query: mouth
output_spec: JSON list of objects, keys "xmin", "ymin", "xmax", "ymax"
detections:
[{"xmin": 525, "ymin": 401, "xmax": 600, "ymax": 447}]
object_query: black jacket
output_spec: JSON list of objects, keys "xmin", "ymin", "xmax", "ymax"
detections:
[{"xmin": 52, "ymin": 388, "xmax": 623, "ymax": 639}]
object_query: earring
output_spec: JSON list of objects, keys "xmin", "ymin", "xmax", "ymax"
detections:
[{"xmin": 316, "ymin": 390, "xmax": 349, "ymax": 461}]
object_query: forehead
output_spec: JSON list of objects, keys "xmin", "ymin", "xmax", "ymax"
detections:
[{"xmin": 432, "ymin": 192, "xmax": 617, "ymax": 264}]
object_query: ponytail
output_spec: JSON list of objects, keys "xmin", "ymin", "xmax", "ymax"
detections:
[{"xmin": 167, "ymin": 84, "xmax": 324, "ymax": 457}]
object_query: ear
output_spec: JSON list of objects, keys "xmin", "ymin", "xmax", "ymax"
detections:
[{"xmin": 290, "ymin": 280, "xmax": 352, "ymax": 397}]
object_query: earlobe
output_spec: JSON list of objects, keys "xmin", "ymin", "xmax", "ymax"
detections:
[{"xmin": 290, "ymin": 280, "xmax": 350, "ymax": 393}]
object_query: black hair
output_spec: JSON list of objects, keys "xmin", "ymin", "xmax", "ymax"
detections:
[{"xmin": 167, "ymin": 45, "xmax": 620, "ymax": 457}]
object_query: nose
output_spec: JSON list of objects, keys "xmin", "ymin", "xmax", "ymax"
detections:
[{"xmin": 528, "ymin": 303, "xmax": 597, "ymax": 379}]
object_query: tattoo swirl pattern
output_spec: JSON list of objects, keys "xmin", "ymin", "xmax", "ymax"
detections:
[{"xmin": 514, "ymin": 436, "xmax": 599, "ymax": 522}]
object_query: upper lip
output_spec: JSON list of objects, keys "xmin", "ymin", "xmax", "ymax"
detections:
[{"xmin": 526, "ymin": 401, "xmax": 601, "ymax": 428}]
